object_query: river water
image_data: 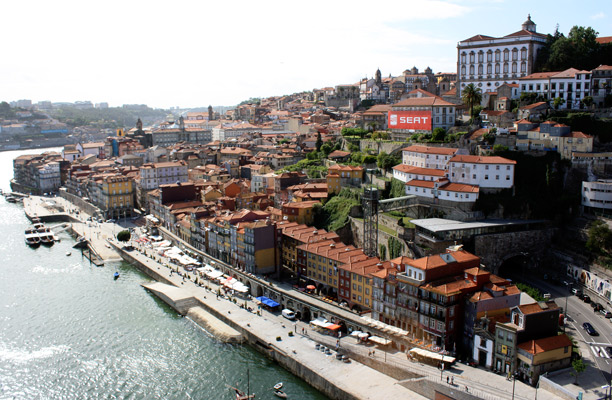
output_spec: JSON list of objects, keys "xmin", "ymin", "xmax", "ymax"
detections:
[{"xmin": 0, "ymin": 148, "xmax": 327, "ymax": 400}]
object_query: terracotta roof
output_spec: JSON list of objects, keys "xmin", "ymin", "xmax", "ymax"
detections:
[
  {"xmin": 402, "ymin": 145, "xmax": 459, "ymax": 155},
  {"xmin": 520, "ymin": 101, "xmax": 548, "ymax": 110},
  {"xmin": 442, "ymin": 182, "xmax": 480, "ymax": 193},
  {"xmin": 504, "ymin": 29, "xmax": 546, "ymax": 39},
  {"xmin": 393, "ymin": 97, "xmax": 456, "ymax": 107},
  {"xmin": 596, "ymin": 37, "xmax": 612, "ymax": 45},
  {"xmin": 565, "ymin": 131, "xmax": 592, "ymax": 139},
  {"xmin": 405, "ymin": 180, "xmax": 436, "ymax": 189},
  {"xmin": 461, "ymin": 34, "xmax": 495, "ymax": 42},
  {"xmin": 449, "ymin": 155, "xmax": 517, "ymax": 165},
  {"xmin": 594, "ymin": 64, "xmax": 612, "ymax": 71},
  {"xmin": 518, "ymin": 334, "xmax": 572, "ymax": 355},
  {"xmin": 328, "ymin": 150, "xmax": 350, "ymax": 158},
  {"xmin": 392, "ymin": 164, "xmax": 446, "ymax": 176},
  {"xmin": 515, "ymin": 119, "xmax": 533, "ymax": 124}
]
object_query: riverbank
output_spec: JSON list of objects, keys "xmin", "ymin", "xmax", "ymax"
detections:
[{"xmin": 21, "ymin": 195, "xmax": 564, "ymax": 400}]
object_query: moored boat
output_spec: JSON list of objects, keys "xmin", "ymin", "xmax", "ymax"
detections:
[
  {"xmin": 25, "ymin": 235, "xmax": 41, "ymax": 248},
  {"xmin": 113, "ymin": 272, "xmax": 120, "ymax": 280},
  {"xmin": 273, "ymin": 390, "xmax": 287, "ymax": 399}
]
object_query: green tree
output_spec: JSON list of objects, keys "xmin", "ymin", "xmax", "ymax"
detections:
[
  {"xmin": 363, "ymin": 155, "xmax": 377, "ymax": 164},
  {"xmin": 482, "ymin": 132, "xmax": 496, "ymax": 145},
  {"xmin": 586, "ymin": 220, "xmax": 612, "ymax": 254},
  {"xmin": 379, "ymin": 244, "xmax": 387, "ymax": 261},
  {"xmin": 582, "ymin": 96, "xmax": 594, "ymax": 108},
  {"xmin": 316, "ymin": 132, "xmax": 323, "ymax": 152},
  {"xmin": 493, "ymin": 144, "xmax": 509, "ymax": 154},
  {"xmin": 553, "ymin": 97, "xmax": 566, "ymax": 110},
  {"xmin": 571, "ymin": 359, "xmax": 586, "ymax": 384},
  {"xmin": 377, "ymin": 152, "xmax": 400, "ymax": 170},
  {"xmin": 117, "ymin": 230, "xmax": 131, "ymax": 242},
  {"xmin": 306, "ymin": 151, "xmax": 319, "ymax": 161},
  {"xmin": 432, "ymin": 127, "xmax": 446, "ymax": 142},
  {"xmin": 321, "ymin": 143, "xmax": 332, "ymax": 156},
  {"xmin": 520, "ymin": 92, "xmax": 538, "ymax": 106},
  {"xmin": 462, "ymin": 83, "xmax": 482, "ymax": 118}
]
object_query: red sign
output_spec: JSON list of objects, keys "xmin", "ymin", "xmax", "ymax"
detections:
[{"xmin": 388, "ymin": 111, "xmax": 432, "ymax": 130}]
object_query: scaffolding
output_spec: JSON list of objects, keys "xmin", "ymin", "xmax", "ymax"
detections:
[{"xmin": 363, "ymin": 187, "xmax": 379, "ymax": 257}]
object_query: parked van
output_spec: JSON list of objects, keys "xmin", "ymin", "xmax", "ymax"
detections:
[{"xmin": 282, "ymin": 309, "xmax": 296, "ymax": 320}]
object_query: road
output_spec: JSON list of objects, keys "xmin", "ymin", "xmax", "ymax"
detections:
[{"xmin": 530, "ymin": 276, "xmax": 612, "ymax": 381}]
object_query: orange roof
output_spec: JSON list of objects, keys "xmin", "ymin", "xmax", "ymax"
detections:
[
  {"xmin": 393, "ymin": 164, "xmax": 446, "ymax": 176},
  {"xmin": 393, "ymin": 97, "xmax": 456, "ymax": 107},
  {"xmin": 449, "ymin": 155, "xmax": 516, "ymax": 165},
  {"xmin": 402, "ymin": 145, "xmax": 459, "ymax": 156},
  {"xmin": 566, "ymin": 131, "xmax": 592, "ymax": 139},
  {"xmin": 518, "ymin": 334, "xmax": 572, "ymax": 355},
  {"xmin": 405, "ymin": 180, "xmax": 436, "ymax": 189},
  {"xmin": 442, "ymin": 182, "xmax": 480, "ymax": 193},
  {"xmin": 520, "ymin": 101, "xmax": 548, "ymax": 110}
]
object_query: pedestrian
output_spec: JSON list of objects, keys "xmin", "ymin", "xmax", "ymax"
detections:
[
  {"xmin": 446, "ymin": 376, "xmax": 449, "ymax": 384},
  {"xmin": 465, "ymin": 386, "xmax": 469, "ymax": 393},
  {"xmin": 451, "ymin": 376, "xmax": 454, "ymax": 385},
  {"xmin": 372, "ymin": 350, "xmax": 375, "ymax": 357}
]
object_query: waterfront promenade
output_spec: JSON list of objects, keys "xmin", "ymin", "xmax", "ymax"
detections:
[{"xmin": 21, "ymin": 195, "xmax": 572, "ymax": 399}]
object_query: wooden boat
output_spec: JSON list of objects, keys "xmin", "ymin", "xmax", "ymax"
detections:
[
  {"xmin": 25, "ymin": 235, "xmax": 41, "ymax": 248},
  {"xmin": 273, "ymin": 390, "xmax": 287, "ymax": 399},
  {"xmin": 114, "ymin": 272, "xmax": 120, "ymax": 280},
  {"xmin": 273, "ymin": 383, "xmax": 283, "ymax": 390}
]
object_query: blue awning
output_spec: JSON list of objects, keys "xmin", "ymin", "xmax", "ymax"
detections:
[{"xmin": 255, "ymin": 296, "xmax": 280, "ymax": 308}]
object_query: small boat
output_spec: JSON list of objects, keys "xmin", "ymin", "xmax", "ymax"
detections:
[
  {"xmin": 113, "ymin": 272, "xmax": 120, "ymax": 280},
  {"xmin": 273, "ymin": 390, "xmax": 287, "ymax": 399},
  {"xmin": 66, "ymin": 251, "xmax": 72, "ymax": 256},
  {"xmin": 40, "ymin": 235, "xmax": 54, "ymax": 246},
  {"xmin": 273, "ymin": 383, "xmax": 283, "ymax": 391},
  {"xmin": 25, "ymin": 236, "xmax": 41, "ymax": 248},
  {"xmin": 5, "ymin": 196, "xmax": 17, "ymax": 203}
]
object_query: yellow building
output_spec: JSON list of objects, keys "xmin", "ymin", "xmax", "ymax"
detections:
[
  {"xmin": 98, "ymin": 174, "xmax": 134, "ymax": 219},
  {"xmin": 327, "ymin": 173, "xmax": 341, "ymax": 194},
  {"xmin": 339, "ymin": 257, "xmax": 390, "ymax": 311},
  {"xmin": 202, "ymin": 187, "xmax": 223, "ymax": 202},
  {"xmin": 516, "ymin": 334, "xmax": 573, "ymax": 385},
  {"xmin": 281, "ymin": 200, "xmax": 319, "ymax": 225}
]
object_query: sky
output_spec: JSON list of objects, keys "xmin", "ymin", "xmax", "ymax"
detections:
[{"xmin": 1, "ymin": 0, "xmax": 610, "ymax": 110}]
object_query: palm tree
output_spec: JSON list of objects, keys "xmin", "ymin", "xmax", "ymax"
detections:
[{"xmin": 462, "ymin": 83, "xmax": 482, "ymax": 119}]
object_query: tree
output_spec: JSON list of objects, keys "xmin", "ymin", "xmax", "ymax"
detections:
[
  {"xmin": 571, "ymin": 358, "xmax": 586, "ymax": 384},
  {"xmin": 362, "ymin": 155, "xmax": 377, "ymax": 164},
  {"xmin": 321, "ymin": 143, "xmax": 332, "ymax": 156},
  {"xmin": 582, "ymin": 96, "xmax": 594, "ymax": 108},
  {"xmin": 432, "ymin": 127, "xmax": 446, "ymax": 142},
  {"xmin": 117, "ymin": 230, "xmax": 131, "ymax": 242},
  {"xmin": 482, "ymin": 132, "xmax": 496, "ymax": 145},
  {"xmin": 316, "ymin": 132, "xmax": 323, "ymax": 152},
  {"xmin": 462, "ymin": 83, "xmax": 482, "ymax": 118},
  {"xmin": 553, "ymin": 97, "xmax": 565, "ymax": 110},
  {"xmin": 379, "ymin": 244, "xmax": 387, "ymax": 261},
  {"xmin": 306, "ymin": 151, "xmax": 319, "ymax": 161},
  {"xmin": 586, "ymin": 220, "xmax": 612, "ymax": 254}
]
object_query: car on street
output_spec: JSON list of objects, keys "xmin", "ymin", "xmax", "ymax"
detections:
[
  {"xmin": 582, "ymin": 295, "xmax": 592, "ymax": 303},
  {"xmin": 607, "ymin": 347, "xmax": 612, "ymax": 357},
  {"xmin": 593, "ymin": 303, "xmax": 603, "ymax": 312},
  {"xmin": 583, "ymin": 322, "xmax": 599, "ymax": 336},
  {"xmin": 602, "ymin": 310, "xmax": 612, "ymax": 318},
  {"xmin": 572, "ymin": 288, "xmax": 582, "ymax": 296}
]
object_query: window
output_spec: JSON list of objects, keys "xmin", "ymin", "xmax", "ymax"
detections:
[
  {"xmin": 461, "ymin": 65, "xmax": 466, "ymax": 76},
  {"xmin": 485, "ymin": 175, "xmax": 489, "ymax": 180},
  {"xmin": 478, "ymin": 65, "xmax": 483, "ymax": 75},
  {"xmin": 472, "ymin": 174, "xmax": 476, "ymax": 179},
  {"xmin": 496, "ymin": 175, "xmax": 499, "ymax": 180},
  {"xmin": 506, "ymin": 176, "xmax": 510, "ymax": 180},
  {"xmin": 469, "ymin": 52, "xmax": 475, "ymax": 63},
  {"xmin": 470, "ymin": 65, "xmax": 474, "ymax": 75},
  {"xmin": 503, "ymin": 63, "xmax": 508, "ymax": 74},
  {"xmin": 495, "ymin": 50, "xmax": 500, "ymax": 62},
  {"xmin": 512, "ymin": 62, "xmax": 517, "ymax": 73},
  {"xmin": 495, "ymin": 64, "xmax": 500, "ymax": 74},
  {"xmin": 478, "ymin": 52, "xmax": 483, "ymax": 63},
  {"xmin": 487, "ymin": 64, "xmax": 492, "ymax": 74}
]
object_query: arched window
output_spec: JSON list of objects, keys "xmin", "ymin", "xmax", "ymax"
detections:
[
  {"xmin": 487, "ymin": 51, "xmax": 492, "ymax": 63},
  {"xmin": 469, "ymin": 52, "xmax": 475, "ymax": 63},
  {"xmin": 512, "ymin": 62, "xmax": 517, "ymax": 73},
  {"xmin": 469, "ymin": 65, "xmax": 475, "ymax": 75},
  {"xmin": 503, "ymin": 49, "xmax": 509, "ymax": 61},
  {"xmin": 478, "ymin": 65, "xmax": 483, "ymax": 75},
  {"xmin": 503, "ymin": 63, "xmax": 509, "ymax": 73},
  {"xmin": 521, "ymin": 48, "xmax": 527, "ymax": 60},
  {"xmin": 461, "ymin": 65, "xmax": 466, "ymax": 76},
  {"xmin": 478, "ymin": 52, "xmax": 484, "ymax": 63},
  {"xmin": 461, "ymin": 52, "xmax": 466, "ymax": 64},
  {"xmin": 495, "ymin": 50, "xmax": 501, "ymax": 62},
  {"xmin": 521, "ymin": 62, "xmax": 526, "ymax": 73},
  {"xmin": 487, "ymin": 64, "xmax": 492, "ymax": 74},
  {"xmin": 495, "ymin": 64, "xmax": 500, "ymax": 74},
  {"xmin": 512, "ymin": 48, "xmax": 518, "ymax": 61}
]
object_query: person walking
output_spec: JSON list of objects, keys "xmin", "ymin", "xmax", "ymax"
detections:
[{"xmin": 446, "ymin": 376, "xmax": 449, "ymax": 384}]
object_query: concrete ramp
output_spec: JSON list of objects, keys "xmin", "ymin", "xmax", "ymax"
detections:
[
  {"xmin": 142, "ymin": 282, "xmax": 199, "ymax": 315},
  {"xmin": 187, "ymin": 307, "xmax": 244, "ymax": 343}
]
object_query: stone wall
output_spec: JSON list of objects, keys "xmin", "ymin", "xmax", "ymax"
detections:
[
  {"xmin": 474, "ymin": 229, "xmax": 556, "ymax": 274},
  {"xmin": 538, "ymin": 372, "xmax": 577, "ymax": 400},
  {"xmin": 359, "ymin": 140, "xmax": 406, "ymax": 155},
  {"xmin": 59, "ymin": 189, "xmax": 101, "ymax": 217}
]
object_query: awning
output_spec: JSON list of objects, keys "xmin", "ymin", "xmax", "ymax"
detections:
[
  {"xmin": 368, "ymin": 336, "xmax": 392, "ymax": 345},
  {"xmin": 409, "ymin": 348, "xmax": 456, "ymax": 363},
  {"xmin": 255, "ymin": 296, "xmax": 280, "ymax": 308},
  {"xmin": 310, "ymin": 317, "xmax": 330, "ymax": 328},
  {"xmin": 326, "ymin": 324, "xmax": 341, "ymax": 331},
  {"xmin": 350, "ymin": 331, "xmax": 363, "ymax": 337}
]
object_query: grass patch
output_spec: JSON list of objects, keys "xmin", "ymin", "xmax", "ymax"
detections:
[{"xmin": 353, "ymin": 218, "xmax": 398, "ymax": 237}]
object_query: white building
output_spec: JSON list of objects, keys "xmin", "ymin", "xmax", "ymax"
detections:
[
  {"xmin": 404, "ymin": 179, "xmax": 480, "ymax": 203},
  {"xmin": 139, "ymin": 161, "xmax": 188, "ymax": 190},
  {"xmin": 448, "ymin": 155, "xmax": 516, "ymax": 189},
  {"xmin": 518, "ymin": 68, "xmax": 591, "ymax": 109},
  {"xmin": 77, "ymin": 142, "xmax": 105, "ymax": 159},
  {"xmin": 392, "ymin": 164, "xmax": 447, "ymax": 183},
  {"xmin": 37, "ymin": 161, "xmax": 61, "ymax": 193},
  {"xmin": 401, "ymin": 145, "xmax": 467, "ymax": 170},
  {"xmin": 456, "ymin": 15, "xmax": 547, "ymax": 97},
  {"xmin": 582, "ymin": 180, "xmax": 612, "ymax": 212}
]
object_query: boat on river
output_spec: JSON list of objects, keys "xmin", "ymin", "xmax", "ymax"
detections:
[
  {"xmin": 25, "ymin": 223, "xmax": 56, "ymax": 247},
  {"xmin": 273, "ymin": 389, "xmax": 287, "ymax": 399}
]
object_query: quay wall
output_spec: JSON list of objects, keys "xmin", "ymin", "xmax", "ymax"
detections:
[{"xmin": 114, "ymin": 244, "xmax": 368, "ymax": 400}]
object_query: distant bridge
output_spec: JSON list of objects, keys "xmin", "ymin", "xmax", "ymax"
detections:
[{"xmin": 378, "ymin": 195, "xmax": 418, "ymax": 212}]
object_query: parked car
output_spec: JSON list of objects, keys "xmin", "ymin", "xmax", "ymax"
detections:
[
  {"xmin": 602, "ymin": 310, "xmax": 612, "ymax": 318},
  {"xmin": 583, "ymin": 322, "xmax": 599, "ymax": 336},
  {"xmin": 572, "ymin": 288, "xmax": 582, "ymax": 296},
  {"xmin": 281, "ymin": 309, "xmax": 296, "ymax": 320},
  {"xmin": 582, "ymin": 295, "xmax": 592, "ymax": 303},
  {"xmin": 593, "ymin": 303, "xmax": 603, "ymax": 312}
]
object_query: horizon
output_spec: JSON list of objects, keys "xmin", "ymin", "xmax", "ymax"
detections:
[{"xmin": 2, "ymin": 0, "xmax": 610, "ymax": 110}]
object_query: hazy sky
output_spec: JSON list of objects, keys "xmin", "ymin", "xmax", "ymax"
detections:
[{"xmin": 1, "ymin": 0, "xmax": 610, "ymax": 109}]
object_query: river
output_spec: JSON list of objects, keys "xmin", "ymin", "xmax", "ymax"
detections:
[{"xmin": 0, "ymin": 148, "xmax": 327, "ymax": 400}]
